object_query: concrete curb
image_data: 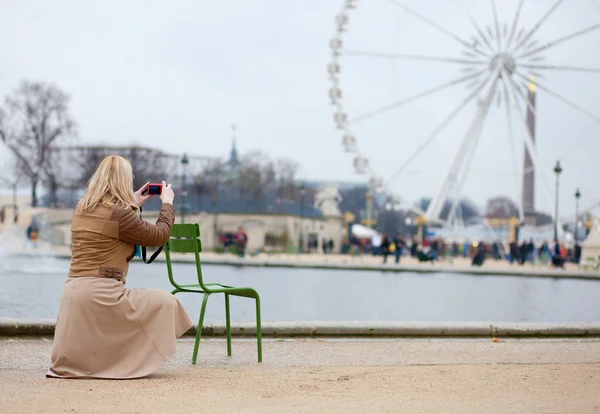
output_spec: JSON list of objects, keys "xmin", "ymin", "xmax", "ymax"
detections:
[
  {"xmin": 2, "ymin": 319, "xmax": 600, "ymax": 338},
  {"xmin": 34, "ymin": 253, "xmax": 600, "ymax": 281},
  {"xmin": 0, "ymin": 318, "xmax": 56, "ymax": 336}
]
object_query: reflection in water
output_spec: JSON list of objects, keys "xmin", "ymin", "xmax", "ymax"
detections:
[{"xmin": 1, "ymin": 257, "xmax": 600, "ymax": 323}]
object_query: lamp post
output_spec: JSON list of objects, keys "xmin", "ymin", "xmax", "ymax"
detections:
[
  {"xmin": 181, "ymin": 153, "xmax": 189, "ymax": 224},
  {"xmin": 12, "ymin": 182, "xmax": 17, "ymax": 214},
  {"xmin": 299, "ymin": 183, "xmax": 305, "ymax": 254},
  {"xmin": 553, "ymin": 161, "xmax": 562, "ymax": 241},
  {"xmin": 277, "ymin": 178, "xmax": 284, "ymax": 215},
  {"xmin": 575, "ymin": 188, "xmax": 581, "ymax": 245}
]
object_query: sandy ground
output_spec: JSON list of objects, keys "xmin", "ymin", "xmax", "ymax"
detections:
[{"xmin": 1, "ymin": 337, "xmax": 600, "ymax": 413}]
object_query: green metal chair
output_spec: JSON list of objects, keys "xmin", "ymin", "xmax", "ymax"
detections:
[{"xmin": 165, "ymin": 223, "xmax": 262, "ymax": 363}]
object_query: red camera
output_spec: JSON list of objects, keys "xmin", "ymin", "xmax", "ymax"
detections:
[{"xmin": 142, "ymin": 183, "xmax": 162, "ymax": 196}]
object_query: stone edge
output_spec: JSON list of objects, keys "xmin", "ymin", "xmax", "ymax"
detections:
[{"xmin": 2, "ymin": 319, "xmax": 600, "ymax": 338}]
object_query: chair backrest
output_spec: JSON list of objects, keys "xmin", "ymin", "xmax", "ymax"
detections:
[{"xmin": 165, "ymin": 223, "xmax": 208, "ymax": 290}]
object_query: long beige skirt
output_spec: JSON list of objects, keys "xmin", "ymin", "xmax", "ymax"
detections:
[{"xmin": 47, "ymin": 277, "xmax": 193, "ymax": 379}]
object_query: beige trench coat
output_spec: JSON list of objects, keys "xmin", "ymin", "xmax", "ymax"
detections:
[{"xmin": 47, "ymin": 202, "xmax": 193, "ymax": 379}]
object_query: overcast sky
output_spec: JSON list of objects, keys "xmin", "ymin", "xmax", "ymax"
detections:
[{"xmin": 1, "ymin": 0, "xmax": 599, "ymax": 217}]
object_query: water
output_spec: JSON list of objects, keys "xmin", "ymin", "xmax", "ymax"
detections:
[{"xmin": 1, "ymin": 256, "xmax": 600, "ymax": 322}]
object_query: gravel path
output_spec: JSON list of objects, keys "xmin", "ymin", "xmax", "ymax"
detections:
[{"xmin": 1, "ymin": 337, "xmax": 600, "ymax": 413}]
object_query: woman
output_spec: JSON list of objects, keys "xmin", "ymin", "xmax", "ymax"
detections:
[{"xmin": 47, "ymin": 155, "xmax": 193, "ymax": 379}]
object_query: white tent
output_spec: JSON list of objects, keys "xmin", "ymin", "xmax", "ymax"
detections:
[
  {"xmin": 351, "ymin": 223, "xmax": 380, "ymax": 239},
  {"xmin": 581, "ymin": 218, "xmax": 600, "ymax": 263}
]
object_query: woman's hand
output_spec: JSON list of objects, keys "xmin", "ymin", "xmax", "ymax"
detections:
[
  {"xmin": 134, "ymin": 182, "xmax": 153, "ymax": 207},
  {"xmin": 160, "ymin": 181, "xmax": 175, "ymax": 205}
]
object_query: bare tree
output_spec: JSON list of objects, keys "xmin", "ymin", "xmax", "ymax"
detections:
[
  {"xmin": 485, "ymin": 195, "xmax": 520, "ymax": 219},
  {"xmin": 238, "ymin": 152, "xmax": 263, "ymax": 209},
  {"xmin": 0, "ymin": 81, "xmax": 77, "ymax": 206},
  {"xmin": 126, "ymin": 146, "xmax": 169, "ymax": 190},
  {"xmin": 274, "ymin": 158, "xmax": 299, "ymax": 202},
  {"xmin": 0, "ymin": 156, "xmax": 25, "ymax": 210},
  {"xmin": 193, "ymin": 157, "xmax": 224, "ymax": 210},
  {"xmin": 75, "ymin": 146, "xmax": 111, "ymax": 188},
  {"xmin": 62, "ymin": 145, "xmax": 169, "ymax": 193},
  {"xmin": 41, "ymin": 147, "xmax": 82, "ymax": 207}
]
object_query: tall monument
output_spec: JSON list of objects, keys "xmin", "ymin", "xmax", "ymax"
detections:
[{"xmin": 522, "ymin": 76, "xmax": 536, "ymax": 224}]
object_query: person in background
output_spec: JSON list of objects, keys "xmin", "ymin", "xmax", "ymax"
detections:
[
  {"xmin": 519, "ymin": 240, "xmax": 528, "ymax": 265},
  {"xmin": 328, "ymin": 239, "xmax": 334, "ymax": 254},
  {"xmin": 381, "ymin": 235, "xmax": 391, "ymax": 264},
  {"xmin": 492, "ymin": 241, "xmax": 501, "ymax": 260},
  {"xmin": 539, "ymin": 241, "xmax": 550, "ymax": 264},
  {"xmin": 472, "ymin": 241, "xmax": 486, "ymax": 266},
  {"xmin": 527, "ymin": 239, "xmax": 536, "ymax": 265},
  {"xmin": 234, "ymin": 226, "xmax": 248, "ymax": 258},
  {"xmin": 410, "ymin": 236, "xmax": 418, "ymax": 257},
  {"xmin": 430, "ymin": 238, "xmax": 439, "ymax": 261},
  {"xmin": 462, "ymin": 239, "xmax": 470, "ymax": 258},
  {"xmin": 440, "ymin": 239, "xmax": 448, "ymax": 261},
  {"xmin": 560, "ymin": 243, "xmax": 568, "ymax": 261},
  {"xmin": 13, "ymin": 206, "xmax": 19, "ymax": 224},
  {"xmin": 509, "ymin": 240, "xmax": 519, "ymax": 264},
  {"xmin": 0, "ymin": 206, "xmax": 5, "ymax": 224},
  {"xmin": 451, "ymin": 241, "xmax": 459, "ymax": 258},
  {"xmin": 422, "ymin": 236, "xmax": 431, "ymax": 249},
  {"xmin": 551, "ymin": 239, "xmax": 565, "ymax": 268},
  {"xmin": 26, "ymin": 220, "xmax": 40, "ymax": 249},
  {"xmin": 393, "ymin": 234, "xmax": 406, "ymax": 264}
]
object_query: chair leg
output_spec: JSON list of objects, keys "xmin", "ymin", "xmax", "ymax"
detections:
[
  {"xmin": 255, "ymin": 294, "xmax": 262, "ymax": 363},
  {"xmin": 225, "ymin": 293, "xmax": 232, "ymax": 357},
  {"xmin": 192, "ymin": 293, "xmax": 210, "ymax": 365}
]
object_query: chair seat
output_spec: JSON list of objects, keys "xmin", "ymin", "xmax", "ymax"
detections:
[{"xmin": 175, "ymin": 283, "xmax": 258, "ymax": 297}]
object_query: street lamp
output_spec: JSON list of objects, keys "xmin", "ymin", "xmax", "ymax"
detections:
[
  {"xmin": 575, "ymin": 188, "xmax": 581, "ymax": 244},
  {"xmin": 277, "ymin": 178, "xmax": 284, "ymax": 214},
  {"xmin": 299, "ymin": 182, "xmax": 306, "ymax": 254},
  {"xmin": 553, "ymin": 160, "xmax": 562, "ymax": 241},
  {"xmin": 181, "ymin": 153, "xmax": 189, "ymax": 224}
]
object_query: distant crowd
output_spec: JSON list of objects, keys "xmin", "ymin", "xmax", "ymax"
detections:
[
  {"xmin": 347, "ymin": 234, "xmax": 579, "ymax": 268},
  {"xmin": 220, "ymin": 226, "xmax": 248, "ymax": 257},
  {"xmin": 306, "ymin": 238, "xmax": 336, "ymax": 254}
]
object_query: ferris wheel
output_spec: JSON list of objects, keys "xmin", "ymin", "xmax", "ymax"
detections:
[{"xmin": 328, "ymin": 0, "xmax": 600, "ymax": 225}]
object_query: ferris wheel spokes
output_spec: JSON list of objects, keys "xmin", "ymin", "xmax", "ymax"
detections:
[
  {"xmin": 445, "ymin": 109, "xmax": 488, "ymax": 226},
  {"xmin": 517, "ymin": 22, "xmax": 600, "ymax": 60},
  {"xmin": 388, "ymin": 0, "xmax": 490, "ymax": 58},
  {"xmin": 505, "ymin": 0, "xmax": 525, "ymax": 50},
  {"xmin": 513, "ymin": 71, "xmax": 600, "ymax": 122},
  {"xmin": 384, "ymin": 72, "xmax": 494, "ymax": 190},
  {"xmin": 350, "ymin": 68, "xmax": 488, "ymax": 124},
  {"xmin": 491, "ymin": 0, "xmax": 503, "ymax": 51},
  {"xmin": 518, "ymin": 64, "xmax": 600, "ymax": 73},
  {"xmin": 453, "ymin": 1, "xmax": 496, "ymax": 54},
  {"xmin": 425, "ymin": 68, "xmax": 501, "ymax": 223},
  {"xmin": 510, "ymin": 0, "xmax": 565, "ymax": 54},
  {"xmin": 344, "ymin": 51, "xmax": 487, "ymax": 65}
]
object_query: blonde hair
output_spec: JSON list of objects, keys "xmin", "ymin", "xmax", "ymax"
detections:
[{"xmin": 79, "ymin": 155, "xmax": 139, "ymax": 212}]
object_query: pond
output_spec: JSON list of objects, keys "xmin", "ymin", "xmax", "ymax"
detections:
[{"xmin": 1, "ymin": 256, "xmax": 599, "ymax": 322}]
